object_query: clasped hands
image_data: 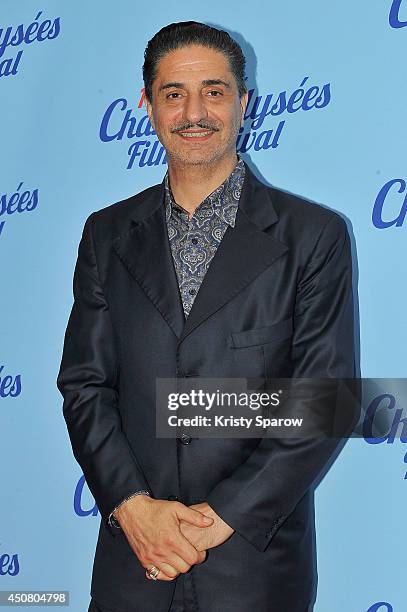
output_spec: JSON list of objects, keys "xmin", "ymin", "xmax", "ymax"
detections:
[{"xmin": 114, "ymin": 495, "xmax": 234, "ymax": 581}]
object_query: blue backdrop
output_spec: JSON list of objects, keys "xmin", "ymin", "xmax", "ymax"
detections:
[{"xmin": 1, "ymin": 2, "xmax": 406, "ymax": 611}]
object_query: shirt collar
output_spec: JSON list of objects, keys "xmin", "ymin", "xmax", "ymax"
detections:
[{"xmin": 164, "ymin": 156, "xmax": 245, "ymax": 229}]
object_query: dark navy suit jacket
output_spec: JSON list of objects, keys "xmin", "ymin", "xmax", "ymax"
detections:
[{"xmin": 57, "ymin": 161, "xmax": 356, "ymax": 612}]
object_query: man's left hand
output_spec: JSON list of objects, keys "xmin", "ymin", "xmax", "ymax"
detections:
[{"xmin": 179, "ymin": 503, "xmax": 235, "ymax": 551}]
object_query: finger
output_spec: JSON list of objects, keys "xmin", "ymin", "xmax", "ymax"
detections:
[
  {"xmin": 146, "ymin": 569, "xmax": 170, "ymax": 581},
  {"xmin": 175, "ymin": 504, "xmax": 214, "ymax": 528},
  {"xmin": 161, "ymin": 552, "xmax": 193, "ymax": 575},
  {"xmin": 172, "ymin": 531, "xmax": 207, "ymax": 565},
  {"xmin": 149, "ymin": 561, "xmax": 179, "ymax": 580},
  {"xmin": 159, "ymin": 561, "xmax": 181, "ymax": 579},
  {"xmin": 145, "ymin": 565, "xmax": 176, "ymax": 582},
  {"xmin": 196, "ymin": 549, "xmax": 207, "ymax": 564}
]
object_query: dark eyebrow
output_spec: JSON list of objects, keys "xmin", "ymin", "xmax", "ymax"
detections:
[
  {"xmin": 159, "ymin": 82, "xmax": 184, "ymax": 92},
  {"xmin": 201, "ymin": 79, "xmax": 231, "ymax": 88},
  {"xmin": 158, "ymin": 79, "xmax": 231, "ymax": 93}
]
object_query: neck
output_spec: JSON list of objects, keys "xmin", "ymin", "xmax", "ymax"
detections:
[{"xmin": 167, "ymin": 152, "xmax": 239, "ymax": 217}]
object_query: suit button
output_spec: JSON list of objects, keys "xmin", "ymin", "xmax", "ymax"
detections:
[
  {"xmin": 176, "ymin": 370, "xmax": 188, "ymax": 378},
  {"xmin": 180, "ymin": 433, "xmax": 192, "ymax": 445},
  {"xmin": 167, "ymin": 494, "xmax": 179, "ymax": 501}
]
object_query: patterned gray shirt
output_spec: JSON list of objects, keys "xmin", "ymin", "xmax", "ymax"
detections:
[{"xmin": 164, "ymin": 156, "xmax": 245, "ymax": 318}]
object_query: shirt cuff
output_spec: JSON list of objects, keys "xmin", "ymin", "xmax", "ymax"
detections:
[{"xmin": 108, "ymin": 490, "xmax": 151, "ymax": 529}]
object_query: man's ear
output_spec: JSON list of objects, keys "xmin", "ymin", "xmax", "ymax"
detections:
[
  {"xmin": 240, "ymin": 91, "xmax": 248, "ymax": 128},
  {"xmin": 145, "ymin": 97, "xmax": 155, "ymax": 130}
]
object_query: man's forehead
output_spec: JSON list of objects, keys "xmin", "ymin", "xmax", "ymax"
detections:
[
  {"xmin": 155, "ymin": 45, "xmax": 231, "ymax": 76},
  {"xmin": 154, "ymin": 51, "xmax": 235, "ymax": 95}
]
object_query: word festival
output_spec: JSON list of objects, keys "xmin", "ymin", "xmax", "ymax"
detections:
[{"xmin": 100, "ymin": 77, "xmax": 331, "ymax": 169}]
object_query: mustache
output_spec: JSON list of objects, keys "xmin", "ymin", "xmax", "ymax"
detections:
[{"xmin": 171, "ymin": 121, "xmax": 220, "ymax": 133}]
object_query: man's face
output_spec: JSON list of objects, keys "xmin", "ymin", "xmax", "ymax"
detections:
[{"xmin": 145, "ymin": 44, "xmax": 248, "ymax": 167}]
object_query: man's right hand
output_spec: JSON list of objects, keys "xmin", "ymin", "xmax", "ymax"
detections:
[{"xmin": 114, "ymin": 495, "xmax": 213, "ymax": 581}]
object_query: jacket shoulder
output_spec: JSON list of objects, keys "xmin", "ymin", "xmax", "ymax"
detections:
[
  {"xmin": 86, "ymin": 181, "xmax": 163, "ymax": 242},
  {"xmin": 250, "ymin": 173, "xmax": 349, "ymax": 262},
  {"xmin": 269, "ymin": 184, "xmax": 346, "ymax": 233}
]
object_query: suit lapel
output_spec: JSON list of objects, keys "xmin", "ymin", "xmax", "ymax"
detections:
[
  {"xmin": 179, "ymin": 164, "xmax": 288, "ymax": 343},
  {"xmin": 112, "ymin": 162, "xmax": 289, "ymax": 343},
  {"xmin": 112, "ymin": 185, "xmax": 186, "ymax": 339}
]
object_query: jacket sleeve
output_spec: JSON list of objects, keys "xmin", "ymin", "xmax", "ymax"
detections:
[
  {"xmin": 206, "ymin": 213, "xmax": 357, "ymax": 553},
  {"xmin": 56, "ymin": 213, "xmax": 151, "ymax": 535},
  {"xmin": 108, "ymin": 490, "xmax": 151, "ymax": 529}
]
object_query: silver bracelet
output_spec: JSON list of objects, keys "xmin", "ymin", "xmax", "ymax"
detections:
[{"xmin": 108, "ymin": 490, "xmax": 151, "ymax": 529}]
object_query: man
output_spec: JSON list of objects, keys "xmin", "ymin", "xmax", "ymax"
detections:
[{"xmin": 57, "ymin": 21, "xmax": 356, "ymax": 612}]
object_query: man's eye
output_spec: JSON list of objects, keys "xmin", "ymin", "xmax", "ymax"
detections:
[
  {"xmin": 167, "ymin": 92, "xmax": 181, "ymax": 99},
  {"xmin": 208, "ymin": 90, "xmax": 222, "ymax": 96}
]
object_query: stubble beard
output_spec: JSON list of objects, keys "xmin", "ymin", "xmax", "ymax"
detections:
[{"xmin": 164, "ymin": 129, "xmax": 240, "ymax": 168}]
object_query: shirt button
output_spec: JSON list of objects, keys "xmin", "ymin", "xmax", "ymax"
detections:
[
  {"xmin": 191, "ymin": 238, "xmax": 198, "ymax": 244},
  {"xmin": 189, "ymin": 288, "xmax": 196, "ymax": 296},
  {"xmin": 180, "ymin": 433, "xmax": 192, "ymax": 445}
]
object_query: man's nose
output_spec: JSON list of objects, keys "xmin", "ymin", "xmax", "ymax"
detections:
[{"xmin": 183, "ymin": 92, "xmax": 208, "ymax": 125}]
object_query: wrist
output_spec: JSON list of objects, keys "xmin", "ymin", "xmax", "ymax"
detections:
[{"xmin": 115, "ymin": 493, "xmax": 153, "ymax": 520}]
